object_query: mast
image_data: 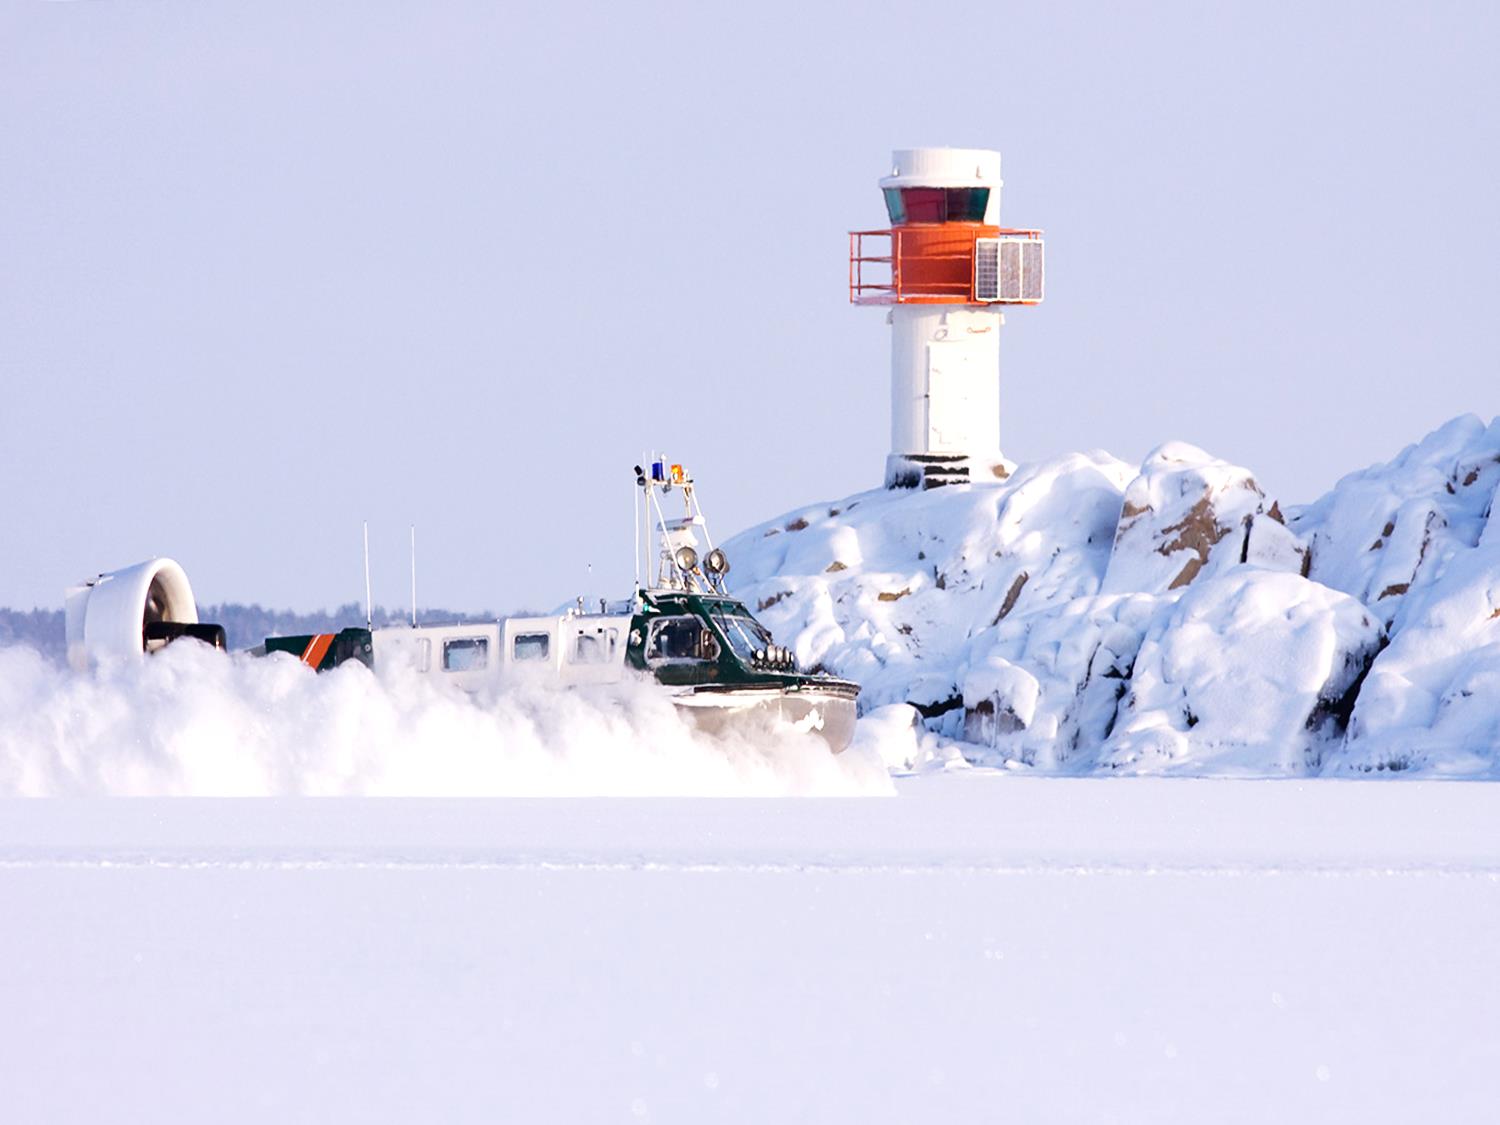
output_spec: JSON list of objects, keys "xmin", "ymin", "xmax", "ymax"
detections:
[{"xmin": 634, "ymin": 457, "xmax": 731, "ymax": 595}]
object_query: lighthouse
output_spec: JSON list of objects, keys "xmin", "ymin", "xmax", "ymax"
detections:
[{"xmin": 850, "ymin": 148, "xmax": 1044, "ymax": 488}]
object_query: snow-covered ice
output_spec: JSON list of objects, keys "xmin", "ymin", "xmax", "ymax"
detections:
[
  {"xmin": 0, "ymin": 783, "xmax": 1495, "ymax": 1123},
  {"xmin": 0, "ymin": 645, "xmax": 1492, "ymax": 1122}
]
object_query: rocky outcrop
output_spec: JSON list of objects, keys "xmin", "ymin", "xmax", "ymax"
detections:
[
  {"xmin": 1328, "ymin": 485, "xmax": 1500, "ymax": 776},
  {"xmin": 726, "ymin": 450, "xmax": 1136, "ymax": 715},
  {"xmin": 1102, "ymin": 443, "xmax": 1307, "ymax": 595},
  {"xmin": 1100, "ymin": 570, "xmax": 1382, "ymax": 775},
  {"xmin": 1290, "ymin": 414, "xmax": 1500, "ymax": 627},
  {"xmin": 722, "ymin": 414, "xmax": 1500, "ymax": 777},
  {"xmin": 960, "ymin": 594, "xmax": 1160, "ymax": 769}
]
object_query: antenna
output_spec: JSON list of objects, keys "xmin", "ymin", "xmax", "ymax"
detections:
[
  {"xmin": 410, "ymin": 525, "xmax": 417, "ymax": 628},
  {"xmin": 633, "ymin": 463, "xmax": 642, "ymax": 592},
  {"xmin": 362, "ymin": 521, "xmax": 373, "ymax": 629}
]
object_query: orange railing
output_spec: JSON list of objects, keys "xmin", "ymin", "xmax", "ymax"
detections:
[
  {"xmin": 849, "ymin": 227, "xmax": 1043, "ymax": 305},
  {"xmin": 849, "ymin": 230, "xmax": 897, "ymax": 304}
]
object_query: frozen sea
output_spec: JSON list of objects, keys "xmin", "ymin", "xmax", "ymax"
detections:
[{"xmin": 2, "ymin": 777, "xmax": 1496, "ymax": 1124}]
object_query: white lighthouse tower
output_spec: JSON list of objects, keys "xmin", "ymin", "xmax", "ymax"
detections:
[{"xmin": 850, "ymin": 148, "xmax": 1044, "ymax": 488}]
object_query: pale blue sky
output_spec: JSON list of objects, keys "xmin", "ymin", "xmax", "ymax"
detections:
[{"xmin": 2, "ymin": 0, "xmax": 1497, "ymax": 612}]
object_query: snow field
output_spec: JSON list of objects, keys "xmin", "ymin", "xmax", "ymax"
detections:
[{"xmin": 0, "ymin": 785, "xmax": 1495, "ymax": 1124}]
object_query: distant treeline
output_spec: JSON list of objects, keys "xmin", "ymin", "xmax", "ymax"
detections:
[
  {"xmin": 0, "ymin": 608, "xmax": 65, "ymax": 663},
  {"xmin": 0, "ymin": 603, "xmax": 496, "ymax": 664}
]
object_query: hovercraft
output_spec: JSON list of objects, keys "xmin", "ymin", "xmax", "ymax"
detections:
[{"xmin": 64, "ymin": 460, "xmax": 860, "ymax": 752}]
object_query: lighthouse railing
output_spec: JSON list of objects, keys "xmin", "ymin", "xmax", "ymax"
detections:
[
  {"xmin": 849, "ymin": 230, "xmax": 897, "ymax": 304},
  {"xmin": 849, "ymin": 227, "xmax": 1043, "ymax": 305}
]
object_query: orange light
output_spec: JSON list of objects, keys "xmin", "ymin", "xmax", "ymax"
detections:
[{"xmin": 670, "ymin": 464, "xmax": 685, "ymax": 484}]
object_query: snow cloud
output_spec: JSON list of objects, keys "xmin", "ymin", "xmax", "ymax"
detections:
[{"xmin": 0, "ymin": 643, "xmax": 893, "ymax": 798}]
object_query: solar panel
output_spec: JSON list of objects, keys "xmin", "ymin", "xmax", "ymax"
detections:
[
  {"xmin": 1022, "ymin": 240, "xmax": 1045, "ymax": 301},
  {"xmin": 1000, "ymin": 240, "xmax": 1023, "ymax": 300},
  {"xmin": 974, "ymin": 238, "xmax": 1000, "ymax": 301}
]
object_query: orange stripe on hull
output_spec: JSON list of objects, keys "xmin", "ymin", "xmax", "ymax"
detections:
[{"xmin": 300, "ymin": 633, "xmax": 335, "ymax": 668}]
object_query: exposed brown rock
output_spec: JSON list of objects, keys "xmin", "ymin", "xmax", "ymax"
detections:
[
  {"xmin": 825, "ymin": 561, "xmax": 847, "ymax": 573},
  {"xmin": 1417, "ymin": 510, "xmax": 1443, "ymax": 565},
  {"xmin": 1378, "ymin": 583, "xmax": 1410, "ymax": 600},
  {"xmin": 1104, "ymin": 448, "xmax": 1296, "ymax": 595},
  {"xmin": 993, "ymin": 571, "xmax": 1030, "ymax": 623},
  {"xmin": 1156, "ymin": 496, "xmax": 1235, "ymax": 561},
  {"xmin": 785, "ymin": 517, "xmax": 809, "ymax": 532},
  {"xmin": 1169, "ymin": 557, "xmax": 1205, "ymax": 590},
  {"xmin": 877, "ymin": 588, "xmax": 911, "ymax": 602},
  {"xmin": 757, "ymin": 591, "xmax": 791, "ymax": 611},
  {"xmin": 1137, "ymin": 493, "xmax": 1241, "ymax": 591}
]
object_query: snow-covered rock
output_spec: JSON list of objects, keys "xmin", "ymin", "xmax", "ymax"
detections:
[
  {"xmin": 1102, "ymin": 441, "xmax": 1305, "ymax": 595},
  {"xmin": 1101, "ymin": 570, "xmax": 1381, "ymax": 775},
  {"xmin": 722, "ymin": 415, "xmax": 1500, "ymax": 777},
  {"xmin": 960, "ymin": 594, "xmax": 1160, "ymax": 769},
  {"xmin": 1290, "ymin": 414, "xmax": 1500, "ymax": 628},
  {"xmin": 730, "ymin": 450, "xmax": 1134, "ymax": 714},
  {"xmin": 1329, "ymin": 484, "xmax": 1500, "ymax": 777}
]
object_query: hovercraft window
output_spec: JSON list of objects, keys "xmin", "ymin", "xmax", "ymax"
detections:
[
  {"xmin": 513, "ymin": 633, "xmax": 550, "ymax": 662},
  {"xmin": 711, "ymin": 610, "xmax": 773, "ymax": 664},
  {"xmin": 388, "ymin": 635, "xmax": 431, "ymax": 672},
  {"xmin": 571, "ymin": 629, "xmax": 617, "ymax": 664},
  {"xmin": 647, "ymin": 616, "xmax": 710, "ymax": 663},
  {"xmin": 443, "ymin": 636, "xmax": 489, "ymax": 671}
]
